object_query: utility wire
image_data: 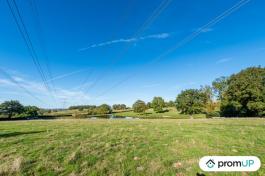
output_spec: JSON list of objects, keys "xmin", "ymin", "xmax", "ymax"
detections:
[
  {"xmin": 27, "ymin": 0, "xmax": 61, "ymax": 107},
  {"xmin": 6, "ymin": 0, "xmax": 48, "ymax": 89},
  {"xmin": 75, "ymin": 0, "xmax": 136, "ymax": 98},
  {"xmin": 28, "ymin": 0, "xmax": 53, "ymax": 81},
  {"xmin": 6, "ymin": 0, "xmax": 55, "ymax": 105},
  {"xmin": 0, "ymin": 67, "xmax": 46, "ymax": 105},
  {"xmin": 81, "ymin": 0, "xmax": 173, "ymax": 95},
  {"xmin": 94, "ymin": 0, "xmax": 251, "ymax": 98}
]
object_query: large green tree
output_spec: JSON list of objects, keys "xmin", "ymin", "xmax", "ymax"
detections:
[
  {"xmin": 175, "ymin": 89, "xmax": 207, "ymax": 115},
  {"xmin": 96, "ymin": 104, "xmax": 112, "ymax": 114},
  {"xmin": 146, "ymin": 102, "xmax": 152, "ymax": 109},
  {"xmin": 212, "ymin": 76, "xmax": 228, "ymax": 100},
  {"xmin": 112, "ymin": 104, "xmax": 126, "ymax": 110},
  {"xmin": 166, "ymin": 100, "xmax": 175, "ymax": 107},
  {"xmin": 132, "ymin": 100, "xmax": 147, "ymax": 113},
  {"xmin": 23, "ymin": 106, "xmax": 40, "ymax": 117},
  {"xmin": 200, "ymin": 85, "xmax": 218, "ymax": 113},
  {"xmin": 151, "ymin": 97, "xmax": 165, "ymax": 112},
  {"xmin": 221, "ymin": 67, "xmax": 265, "ymax": 117},
  {"xmin": 0, "ymin": 100, "xmax": 24, "ymax": 118}
]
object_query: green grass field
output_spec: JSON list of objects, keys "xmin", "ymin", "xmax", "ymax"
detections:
[
  {"xmin": 114, "ymin": 107, "xmax": 206, "ymax": 119},
  {"xmin": 0, "ymin": 119, "xmax": 264, "ymax": 175},
  {"xmin": 43, "ymin": 107, "xmax": 206, "ymax": 119}
]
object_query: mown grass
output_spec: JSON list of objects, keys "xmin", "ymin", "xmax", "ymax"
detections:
[
  {"xmin": 0, "ymin": 119, "xmax": 264, "ymax": 175},
  {"xmin": 114, "ymin": 107, "xmax": 206, "ymax": 119}
]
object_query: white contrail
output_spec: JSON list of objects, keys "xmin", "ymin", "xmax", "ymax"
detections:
[
  {"xmin": 95, "ymin": 0, "xmax": 251, "ymax": 98},
  {"xmin": 79, "ymin": 33, "xmax": 170, "ymax": 51}
]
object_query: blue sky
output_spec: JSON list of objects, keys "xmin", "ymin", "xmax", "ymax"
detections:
[{"xmin": 0, "ymin": 0, "xmax": 265, "ymax": 108}]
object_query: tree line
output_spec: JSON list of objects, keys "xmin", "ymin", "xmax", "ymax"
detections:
[
  {"xmin": 132, "ymin": 67, "xmax": 265, "ymax": 117},
  {"xmin": 0, "ymin": 100, "xmax": 39, "ymax": 119},
  {"xmin": 1, "ymin": 66, "xmax": 264, "ymax": 119}
]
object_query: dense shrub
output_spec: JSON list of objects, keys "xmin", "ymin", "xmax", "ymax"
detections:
[
  {"xmin": 112, "ymin": 104, "xmax": 126, "ymax": 110},
  {"xmin": 0, "ymin": 100, "xmax": 25, "ymax": 118},
  {"xmin": 133, "ymin": 100, "xmax": 147, "ymax": 113},
  {"xmin": 206, "ymin": 111, "xmax": 220, "ymax": 118},
  {"xmin": 175, "ymin": 89, "xmax": 207, "ymax": 115},
  {"xmin": 152, "ymin": 97, "xmax": 165, "ymax": 112},
  {"xmin": 96, "ymin": 104, "xmax": 112, "ymax": 114},
  {"xmin": 221, "ymin": 67, "xmax": 265, "ymax": 117}
]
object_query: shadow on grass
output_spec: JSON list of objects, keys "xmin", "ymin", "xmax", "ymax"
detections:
[
  {"xmin": 0, "ymin": 131, "xmax": 45, "ymax": 138},
  {"xmin": 157, "ymin": 109, "xmax": 169, "ymax": 113}
]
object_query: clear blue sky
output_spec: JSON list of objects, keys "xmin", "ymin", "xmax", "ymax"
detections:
[{"xmin": 0, "ymin": 0, "xmax": 265, "ymax": 108}]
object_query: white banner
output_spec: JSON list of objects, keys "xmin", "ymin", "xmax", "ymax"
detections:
[{"xmin": 199, "ymin": 156, "xmax": 261, "ymax": 172}]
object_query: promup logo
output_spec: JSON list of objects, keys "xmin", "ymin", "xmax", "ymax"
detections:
[
  {"xmin": 206, "ymin": 159, "xmax": 215, "ymax": 168},
  {"xmin": 199, "ymin": 156, "xmax": 261, "ymax": 172}
]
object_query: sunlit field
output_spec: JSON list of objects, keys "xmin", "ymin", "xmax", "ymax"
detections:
[
  {"xmin": 114, "ymin": 107, "xmax": 206, "ymax": 119},
  {"xmin": 0, "ymin": 119, "xmax": 264, "ymax": 175}
]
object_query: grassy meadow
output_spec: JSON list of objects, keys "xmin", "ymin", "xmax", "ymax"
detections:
[
  {"xmin": 114, "ymin": 107, "xmax": 206, "ymax": 119},
  {"xmin": 43, "ymin": 107, "xmax": 206, "ymax": 119},
  {"xmin": 0, "ymin": 118, "xmax": 264, "ymax": 175}
]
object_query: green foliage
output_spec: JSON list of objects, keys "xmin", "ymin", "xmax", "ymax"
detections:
[
  {"xmin": 247, "ymin": 101, "xmax": 265, "ymax": 116},
  {"xmin": 0, "ymin": 100, "xmax": 41, "ymax": 119},
  {"xmin": 151, "ymin": 97, "xmax": 165, "ymax": 112},
  {"xmin": 200, "ymin": 85, "xmax": 220, "ymax": 113},
  {"xmin": 132, "ymin": 100, "xmax": 147, "ymax": 113},
  {"xmin": 112, "ymin": 104, "xmax": 126, "ymax": 110},
  {"xmin": 115, "ymin": 107, "xmax": 206, "ymax": 119},
  {"xmin": 20, "ymin": 106, "xmax": 40, "ymax": 117},
  {"xmin": 206, "ymin": 111, "xmax": 220, "ymax": 118},
  {"xmin": 69, "ymin": 105, "xmax": 96, "ymax": 110},
  {"xmin": 200, "ymin": 85, "xmax": 213, "ymax": 103},
  {"xmin": 221, "ymin": 67, "xmax": 265, "ymax": 117},
  {"xmin": 146, "ymin": 102, "xmax": 152, "ymax": 108},
  {"xmin": 0, "ymin": 100, "xmax": 24, "ymax": 118},
  {"xmin": 175, "ymin": 89, "xmax": 207, "ymax": 115},
  {"xmin": 165, "ymin": 100, "xmax": 175, "ymax": 107},
  {"xmin": 95, "ymin": 104, "xmax": 112, "ymax": 114},
  {"xmin": 68, "ymin": 104, "xmax": 112, "ymax": 115},
  {"xmin": 212, "ymin": 76, "xmax": 228, "ymax": 100}
]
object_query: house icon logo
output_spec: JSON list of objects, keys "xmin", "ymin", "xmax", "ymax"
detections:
[{"xmin": 206, "ymin": 159, "xmax": 215, "ymax": 168}]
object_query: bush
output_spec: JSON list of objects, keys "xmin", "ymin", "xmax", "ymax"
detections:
[
  {"xmin": 133, "ymin": 100, "xmax": 147, "ymax": 113},
  {"xmin": 112, "ymin": 104, "xmax": 126, "ymax": 110},
  {"xmin": 175, "ymin": 89, "xmax": 206, "ymax": 115},
  {"xmin": 151, "ymin": 97, "xmax": 165, "ymax": 113},
  {"xmin": 95, "ymin": 104, "xmax": 112, "ymax": 115},
  {"xmin": 206, "ymin": 111, "xmax": 220, "ymax": 118}
]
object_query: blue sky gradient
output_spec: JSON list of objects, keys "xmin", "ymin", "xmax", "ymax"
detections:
[{"xmin": 0, "ymin": 0, "xmax": 265, "ymax": 108}]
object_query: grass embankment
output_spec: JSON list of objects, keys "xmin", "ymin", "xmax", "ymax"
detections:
[
  {"xmin": 0, "ymin": 119, "xmax": 264, "ymax": 175},
  {"xmin": 114, "ymin": 107, "xmax": 206, "ymax": 119}
]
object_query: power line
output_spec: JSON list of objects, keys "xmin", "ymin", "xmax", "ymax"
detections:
[
  {"xmin": 27, "ymin": 0, "xmax": 61, "ymax": 107},
  {"xmin": 81, "ymin": 0, "xmax": 173, "ymax": 95},
  {"xmin": 75, "ymin": 0, "xmax": 136, "ymax": 97},
  {"xmin": 0, "ymin": 67, "xmax": 46, "ymax": 105},
  {"xmin": 94, "ymin": 0, "xmax": 251, "ymax": 98},
  {"xmin": 6, "ymin": 0, "xmax": 48, "ymax": 87},
  {"xmin": 74, "ymin": 0, "xmax": 136, "ymax": 96},
  {"xmin": 28, "ymin": 0, "xmax": 53, "ymax": 81},
  {"xmin": 6, "ymin": 0, "xmax": 55, "ymax": 105}
]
